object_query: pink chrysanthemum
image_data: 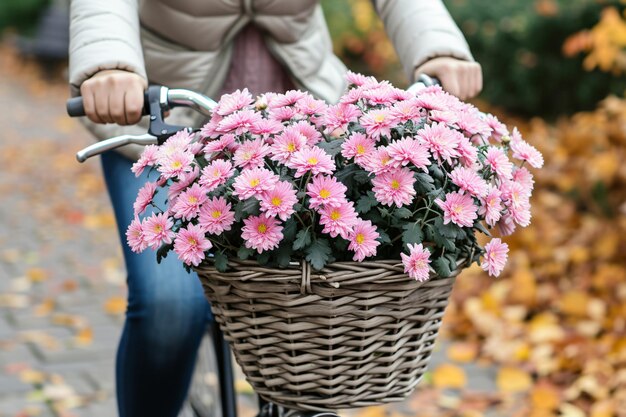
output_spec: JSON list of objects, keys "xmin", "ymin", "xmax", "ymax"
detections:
[
  {"xmin": 456, "ymin": 109, "xmax": 492, "ymax": 138},
  {"xmin": 348, "ymin": 219, "xmax": 380, "ymax": 262},
  {"xmin": 270, "ymin": 90, "xmax": 307, "ymax": 108},
  {"xmin": 479, "ymin": 185, "xmax": 503, "ymax": 227},
  {"xmin": 269, "ymin": 106, "xmax": 299, "ymax": 122},
  {"xmin": 233, "ymin": 139, "xmax": 271, "ymax": 170},
  {"xmin": 171, "ymin": 183, "xmax": 208, "ymax": 221},
  {"xmin": 126, "ymin": 218, "xmax": 148, "ymax": 253},
  {"xmin": 168, "ymin": 166, "xmax": 200, "ymax": 203},
  {"xmin": 241, "ymin": 215, "xmax": 284, "ymax": 253},
  {"xmin": 435, "ymin": 191, "xmax": 478, "ymax": 227},
  {"xmin": 501, "ymin": 180, "xmax": 532, "ymax": 227},
  {"xmin": 484, "ymin": 114, "xmax": 509, "ymax": 142},
  {"xmin": 133, "ymin": 181, "xmax": 157, "ymax": 217},
  {"xmin": 174, "ymin": 224, "xmax": 212, "ymax": 267},
  {"xmin": 510, "ymin": 128, "xmax": 544, "ymax": 168},
  {"xmin": 142, "ymin": 213, "xmax": 175, "ymax": 250},
  {"xmin": 131, "ymin": 145, "xmax": 159, "ymax": 177},
  {"xmin": 401, "ymin": 243, "xmax": 432, "ymax": 282},
  {"xmin": 417, "ymin": 122, "xmax": 462, "ymax": 164},
  {"xmin": 485, "ymin": 147, "xmax": 513, "ymax": 180},
  {"xmin": 346, "ymin": 71, "xmax": 377, "ymax": 87},
  {"xmin": 512, "ymin": 167, "xmax": 535, "ymax": 194},
  {"xmin": 157, "ymin": 150, "xmax": 195, "ymax": 179},
  {"xmin": 157, "ymin": 130, "xmax": 194, "ymax": 158},
  {"xmin": 249, "ymin": 118, "xmax": 284, "ymax": 138},
  {"xmin": 429, "ymin": 109, "xmax": 458, "ymax": 125},
  {"xmin": 362, "ymin": 85, "xmax": 398, "ymax": 106},
  {"xmin": 496, "ymin": 213, "xmax": 516, "ymax": 236},
  {"xmin": 360, "ymin": 147, "xmax": 395, "ymax": 174},
  {"xmin": 318, "ymin": 202, "xmax": 359, "ymax": 239},
  {"xmin": 232, "ymin": 167, "xmax": 279, "ymax": 200},
  {"xmin": 450, "ymin": 166, "xmax": 489, "ymax": 198},
  {"xmin": 259, "ymin": 181, "xmax": 298, "ymax": 221},
  {"xmin": 202, "ymin": 134, "xmax": 236, "ymax": 154},
  {"xmin": 295, "ymin": 94, "xmax": 327, "ymax": 116},
  {"xmin": 387, "ymin": 137, "xmax": 431, "ymax": 171},
  {"xmin": 341, "ymin": 132, "xmax": 376, "ymax": 164},
  {"xmin": 287, "ymin": 146, "xmax": 335, "ymax": 178},
  {"xmin": 324, "ymin": 103, "xmax": 361, "ymax": 133},
  {"xmin": 198, "ymin": 196, "xmax": 235, "ymax": 235},
  {"xmin": 306, "ymin": 175, "xmax": 348, "ymax": 209},
  {"xmin": 457, "ymin": 136, "xmax": 478, "ymax": 167},
  {"xmin": 199, "ymin": 160, "xmax": 235, "ymax": 192},
  {"xmin": 216, "ymin": 109, "xmax": 263, "ymax": 135},
  {"xmin": 215, "ymin": 88, "xmax": 253, "ymax": 116},
  {"xmin": 360, "ymin": 108, "xmax": 397, "ymax": 140},
  {"xmin": 291, "ymin": 121, "xmax": 323, "ymax": 145},
  {"xmin": 270, "ymin": 129, "xmax": 308, "ymax": 164},
  {"xmin": 391, "ymin": 98, "xmax": 423, "ymax": 122},
  {"xmin": 371, "ymin": 168, "xmax": 416, "ymax": 207},
  {"xmin": 481, "ymin": 238, "xmax": 509, "ymax": 277}
]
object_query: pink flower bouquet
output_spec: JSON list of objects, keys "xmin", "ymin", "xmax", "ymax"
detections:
[{"xmin": 127, "ymin": 72, "xmax": 543, "ymax": 280}]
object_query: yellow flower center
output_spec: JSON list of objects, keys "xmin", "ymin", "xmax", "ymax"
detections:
[
  {"xmin": 271, "ymin": 197, "xmax": 282, "ymax": 206},
  {"xmin": 391, "ymin": 179, "xmax": 400, "ymax": 190},
  {"xmin": 250, "ymin": 178, "xmax": 260, "ymax": 187},
  {"xmin": 374, "ymin": 114, "xmax": 386, "ymax": 123},
  {"xmin": 242, "ymin": 152, "xmax": 252, "ymax": 160},
  {"xmin": 414, "ymin": 260, "xmax": 426, "ymax": 269},
  {"xmin": 356, "ymin": 233, "xmax": 365, "ymax": 244},
  {"xmin": 188, "ymin": 196, "xmax": 198, "ymax": 204},
  {"xmin": 307, "ymin": 157, "xmax": 318, "ymax": 165},
  {"xmin": 356, "ymin": 144, "xmax": 366, "ymax": 155},
  {"xmin": 154, "ymin": 225, "xmax": 162, "ymax": 233},
  {"xmin": 330, "ymin": 210, "xmax": 341, "ymax": 221},
  {"xmin": 319, "ymin": 189, "xmax": 331, "ymax": 199},
  {"xmin": 171, "ymin": 160, "xmax": 182, "ymax": 169},
  {"xmin": 188, "ymin": 238, "xmax": 197, "ymax": 246},
  {"xmin": 211, "ymin": 210, "xmax": 222, "ymax": 219},
  {"xmin": 381, "ymin": 156, "xmax": 390, "ymax": 165},
  {"xmin": 258, "ymin": 224, "xmax": 267, "ymax": 233},
  {"xmin": 453, "ymin": 205, "xmax": 463, "ymax": 214},
  {"xmin": 287, "ymin": 143, "xmax": 296, "ymax": 152},
  {"xmin": 213, "ymin": 169, "xmax": 220, "ymax": 177}
]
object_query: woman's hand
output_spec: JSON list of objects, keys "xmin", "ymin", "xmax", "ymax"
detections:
[
  {"xmin": 80, "ymin": 69, "xmax": 147, "ymax": 125},
  {"xmin": 414, "ymin": 57, "xmax": 482, "ymax": 100}
]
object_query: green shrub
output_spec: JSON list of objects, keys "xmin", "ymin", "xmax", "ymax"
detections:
[
  {"xmin": 0, "ymin": 0, "xmax": 50, "ymax": 35},
  {"xmin": 447, "ymin": 0, "xmax": 626, "ymax": 117}
]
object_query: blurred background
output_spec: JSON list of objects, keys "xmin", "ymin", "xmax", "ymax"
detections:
[{"xmin": 0, "ymin": 0, "xmax": 624, "ymax": 416}]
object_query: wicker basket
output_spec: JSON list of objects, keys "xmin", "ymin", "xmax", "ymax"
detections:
[{"xmin": 195, "ymin": 259, "xmax": 463, "ymax": 411}]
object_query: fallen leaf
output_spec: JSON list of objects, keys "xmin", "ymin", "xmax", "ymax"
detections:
[
  {"xmin": 559, "ymin": 403, "xmax": 586, "ymax": 417},
  {"xmin": 446, "ymin": 342, "xmax": 478, "ymax": 363},
  {"xmin": 432, "ymin": 364, "xmax": 467, "ymax": 389},
  {"xmin": 19, "ymin": 369, "xmax": 46, "ymax": 384},
  {"xmin": 531, "ymin": 382, "xmax": 561, "ymax": 410},
  {"xmin": 73, "ymin": 327, "xmax": 93, "ymax": 347},
  {"xmin": 104, "ymin": 296, "xmax": 127, "ymax": 315},
  {"xmin": 497, "ymin": 367, "xmax": 532, "ymax": 393},
  {"xmin": 26, "ymin": 268, "xmax": 48, "ymax": 283},
  {"xmin": 34, "ymin": 298, "xmax": 55, "ymax": 317}
]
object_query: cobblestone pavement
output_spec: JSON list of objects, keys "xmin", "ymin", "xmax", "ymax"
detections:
[{"xmin": 0, "ymin": 48, "xmax": 510, "ymax": 417}]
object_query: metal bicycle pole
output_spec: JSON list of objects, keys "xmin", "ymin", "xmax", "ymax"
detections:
[{"xmin": 210, "ymin": 321, "xmax": 238, "ymax": 417}]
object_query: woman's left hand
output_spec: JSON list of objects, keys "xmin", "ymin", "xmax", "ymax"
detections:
[{"xmin": 414, "ymin": 57, "xmax": 482, "ymax": 100}]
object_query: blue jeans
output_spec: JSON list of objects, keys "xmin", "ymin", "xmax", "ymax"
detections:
[{"xmin": 100, "ymin": 151, "xmax": 213, "ymax": 417}]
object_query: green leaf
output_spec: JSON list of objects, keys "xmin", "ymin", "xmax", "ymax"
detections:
[
  {"xmin": 434, "ymin": 256, "xmax": 452, "ymax": 277},
  {"xmin": 242, "ymin": 198, "xmax": 260, "ymax": 215},
  {"xmin": 156, "ymin": 243, "xmax": 173, "ymax": 264},
  {"xmin": 402, "ymin": 222, "xmax": 423, "ymax": 247},
  {"xmin": 282, "ymin": 218, "xmax": 297, "ymax": 242},
  {"xmin": 256, "ymin": 251, "xmax": 270, "ymax": 266},
  {"xmin": 213, "ymin": 252, "xmax": 229, "ymax": 272},
  {"xmin": 434, "ymin": 217, "xmax": 463, "ymax": 239},
  {"xmin": 426, "ymin": 224, "xmax": 456, "ymax": 252},
  {"xmin": 429, "ymin": 164, "xmax": 445, "ymax": 181},
  {"xmin": 378, "ymin": 207, "xmax": 392, "ymax": 218},
  {"xmin": 474, "ymin": 221, "xmax": 492, "ymax": 237},
  {"xmin": 316, "ymin": 138, "xmax": 345, "ymax": 157},
  {"xmin": 414, "ymin": 172, "xmax": 436, "ymax": 193},
  {"xmin": 237, "ymin": 246, "xmax": 253, "ymax": 261},
  {"xmin": 353, "ymin": 169, "xmax": 372, "ymax": 184},
  {"xmin": 356, "ymin": 192, "xmax": 378, "ymax": 214},
  {"xmin": 377, "ymin": 230, "xmax": 391, "ymax": 244},
  {"xmin": 274, "ymin": 244, "xmax": 293, "ymax": 268},
  {"xmin": 305, "ymin": 239, "xmax": 332, "ymax": 270},
  {"xmin": 335, "ymin": 164, "xmax": 359, "ymax": 182},
  {"xmin": 394, "ymin": 207, "xmax": 413, "ymax": 219},
  {"xmin": 293, "ymin": 228, "xmax": 312, "ymax": 250}
]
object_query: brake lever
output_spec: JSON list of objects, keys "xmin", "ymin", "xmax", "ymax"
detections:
[{"xmin": 76, "ymin": 133, "xmax": 159, "ymax": 163}]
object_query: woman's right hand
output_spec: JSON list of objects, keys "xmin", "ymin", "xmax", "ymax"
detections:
[{"xmin": 80, "ymin": 69, "xmax": 147, "ymax": 125}]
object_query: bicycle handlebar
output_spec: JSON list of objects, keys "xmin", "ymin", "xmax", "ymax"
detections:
[{"xmin": 68, "ymin": 75, "xmax": 439, "ymax": 163}]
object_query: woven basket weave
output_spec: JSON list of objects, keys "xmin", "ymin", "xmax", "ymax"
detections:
[{"xmin": 195, "ymin": 259, "xmax": 462, "ymax": 411}]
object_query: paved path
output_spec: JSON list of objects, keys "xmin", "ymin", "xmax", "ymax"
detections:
[{"xmin": 0, "ymin": 47, "xmax": 506, "ymax": 417}]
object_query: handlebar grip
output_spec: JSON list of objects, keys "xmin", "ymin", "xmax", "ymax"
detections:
[
  {"xmin": 66, "ymin": 93, "xmax": 151, "ymax": 118},
  {"xmin": 66, "ymin": 97, "xmax": 86, "ymax": 117}
]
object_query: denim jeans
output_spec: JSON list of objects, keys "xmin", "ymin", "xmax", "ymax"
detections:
[{"xmin": 100, "ymin": 151, "xmax": 213, "ymax": 417}]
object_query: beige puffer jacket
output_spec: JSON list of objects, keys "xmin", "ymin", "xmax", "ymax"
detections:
[{"xmin": 69, "ymin": 0, "xmax": 474, "ymax": 160}]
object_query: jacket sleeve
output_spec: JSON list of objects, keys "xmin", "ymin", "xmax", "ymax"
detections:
[
  {"xmin": 68, "ymin": 0, "xmax": 146, "ymax": 95},
  {"xmin": 373, "ymin": 0, "xmax": 474, "ymax": 83}
]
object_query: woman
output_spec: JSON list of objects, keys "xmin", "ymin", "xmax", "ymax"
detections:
[{"xmin": 68, "ymin": 1, "xmax": 481, "ymax": 416}]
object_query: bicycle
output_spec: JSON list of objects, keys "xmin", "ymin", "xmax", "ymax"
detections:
[{"xmin": 66, "ymin": 74, "xmax": 437, "ymax": 417}]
